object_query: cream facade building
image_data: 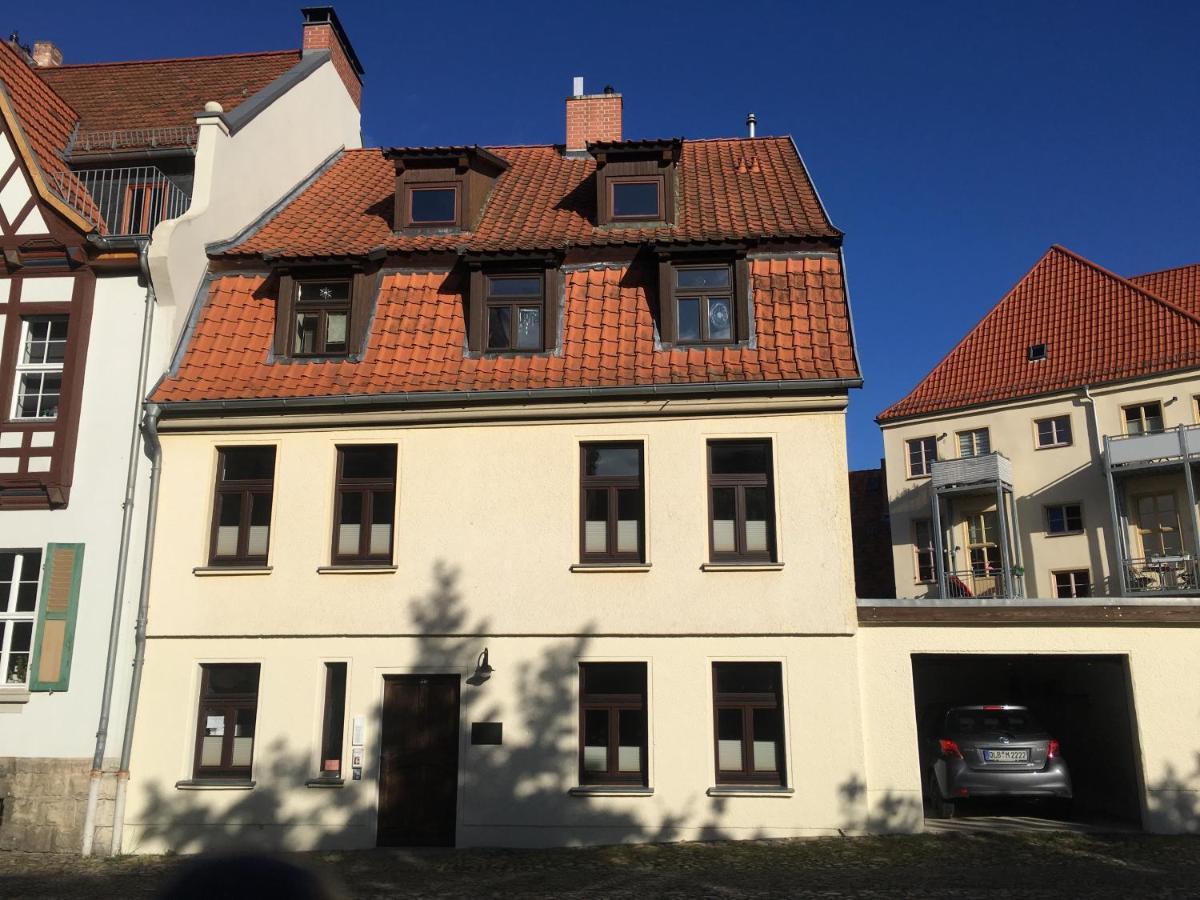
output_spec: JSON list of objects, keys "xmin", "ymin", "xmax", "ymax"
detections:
[{"xmin": 879, "ymin": 246, "xmax": 1200, "ymax": 600}]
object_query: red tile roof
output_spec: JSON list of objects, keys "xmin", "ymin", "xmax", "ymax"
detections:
[
  {"xmin": 224, "ymin": 138, "xmax": 840, "ymax": 257},
  {"xmin": 0, "ymin": 40, "xmax": 102, "ymax": 227},
  {"xmin": 878, "ymin": 246, "xmax": 1200, "ymax": 422},
  {"xmin": 1129, "ymin": 263, "xmax": 1200, "ymax": 319},
  {"xmin": 38, "ymin": 50, "xmax": 300, "ymax": 150},
  {"xmin": 152, "ymin": 256, "xmax": 859, "ymax": 404}
]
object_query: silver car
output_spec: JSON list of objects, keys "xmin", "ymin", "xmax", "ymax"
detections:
[{"xmin": 924, "ymin": 705, "xmax": 1072, "ymax": 818}]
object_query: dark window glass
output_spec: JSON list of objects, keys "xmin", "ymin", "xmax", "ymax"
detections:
[
  {"xmin": 292, "ymin": 280, "xmax": 351, "ymax": 358},
  {"xmin": 907, "ymin": 437, "xmax": 938, "ymax": 477},
  {"xmin": 1046, "ymin": 504, "xmax": 1083, "ymax": 535},
  {"xmin": 1054, "ymin": 570, "xmax": 1092, "ymax": 598},
  {"xmin": 1036, "ymin": 415, "xmax": 1072, "ymax": 448},
  {"xmin": 210, "ymin": 447, "xmax": 276, "ymax": 566},
  {"xmin": 713, "ymin": 662, "xmax": 785, "ymax": 785},
  {"xmin": 677, "ymin": 298, "xmax": 701, "ymax": 342},
  {"xmin": 194, "ymin": 663, "xmax": 260, "ymax": 780},
  {"xmin": 333, "ymin": 445, "xmax": 397, "ymax": 565},
  {"xmin": 485, "ymin": 274, "xmax": 545, "ymax": 352},
  {"xmin": 580, "ymin": 443, "xmax": 644, "ymax": 563},
  {"xmin": 318, "ymin": 662, "xmax": 347, "ymax": 780},
  {"xmin": 408, "ymin": 187, "xmax": 457, "ymax": 224},
  {"xmin": 610, "ymin": 180, "xmax": 661, "ymax": 219},
  {"xmin": 579, "ymin": 662, "xmax": 647, "ymax": 785},
  {"xmin": 676, "ymin": 267, "xmax": 731, "ymax": 290},
  {"xmin": 708, "ymin": 440, "xmax": 776, "ymax": 563},
  {"xmin": 672, "ymin": 264, "xmax": 736, "ymax": 345}
]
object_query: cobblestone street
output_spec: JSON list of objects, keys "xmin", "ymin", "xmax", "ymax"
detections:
[{"xmin": 2, "ymin": 832, "xmax": 1198, "ymax": 899}]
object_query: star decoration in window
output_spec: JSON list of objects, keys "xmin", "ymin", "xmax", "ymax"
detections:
[{"xmin": 319, "ymin": 286, "xmax": 334, "ymax": 300}]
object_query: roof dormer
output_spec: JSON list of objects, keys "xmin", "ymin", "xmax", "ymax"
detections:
[
  {"xmin": 589, "ymin": 138, "xmax": 681, "ymax": 227},
  {"xmin": 385, "ymin": 146, "xmax": 509, "ymax": 234}
]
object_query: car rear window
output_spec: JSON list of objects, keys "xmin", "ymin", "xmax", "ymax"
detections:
[{"xmin": 945, "ymin": 710, "xmax": 1039, "ymax": 733}]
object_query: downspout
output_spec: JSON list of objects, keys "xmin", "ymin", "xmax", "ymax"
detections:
[
  {"xmin": 110, "ymin": 401, "xmax": 162, "ymax": 856},
  {"xmin": 80, "ymin": 242, "xmax": 155, "ymax": 856}
]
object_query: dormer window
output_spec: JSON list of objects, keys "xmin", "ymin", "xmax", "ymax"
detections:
[
  {"xmin": 404, "ymin": 184, "xmax": 459, "ymax": 227},
  {"xmin": 485, "ymin": 274, "xmax": 545, "ymax": 351},
  {"xmin": 293, "ymin": 280, "xmax": 351, "ymax": 357},
  {"xmin": 610, "ymin": 177, "xmax": 663, "ymax": 221},
  {"xmin": 656, "ymin": 253, "xmax": 749, "ymax": 347}
]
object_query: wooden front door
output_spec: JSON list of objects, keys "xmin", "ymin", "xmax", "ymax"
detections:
[{"xmin": 377, "ymin": 674, "xmax": 461, "ymax": 847}]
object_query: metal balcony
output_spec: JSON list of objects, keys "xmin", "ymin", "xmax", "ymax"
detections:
[
  {"xmin": 930, "ymin": 452, "xmax": 1014, "ymax": 492},
  {"xmin": 52, "ymin": 166, "xmax": 191, "ymax": 237},
  {"xmin": 1106, "ymin": 424, "xmax": 1200, "ymax": 471}
]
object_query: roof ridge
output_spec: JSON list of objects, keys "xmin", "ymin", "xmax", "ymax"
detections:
[
  {"xmin": 1049, "ymin": 244, "xmax": 1200, "ymax": 328},
  {"xmin": 1129, "ymin": 260, "xmax": 1200, "ymax": 280},
  {"xmin": 40, "ymin": 48, "xmax": 299, "ymax": 71}
]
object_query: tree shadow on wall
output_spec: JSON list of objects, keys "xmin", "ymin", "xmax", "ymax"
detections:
[
  {"xmin": 1143, "ymin": 752, "xmax": 1200, "ymax": 834},
  {"xmin": 836, "ymin": 774, "xmax": 923, "ymax": 835},
  {"xmin": 128, "ymin": 560, "xmax": 747, "ymax": 859}
]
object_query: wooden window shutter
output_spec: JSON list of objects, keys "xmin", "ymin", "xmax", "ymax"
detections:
[
  {"xmin": 734, "ymin": 256, "xmax": 750, "ymax": 343},
  {"xmin": 349, "ymin": 270, "xmax": 379, "ymax": 357},
  {"xmin": 29, "ymin": 543, "xmax": 85, "ymax": 692},
  {"xmin": 467, "ymin": 268, "xmax": 485, "ymax": 352},
  {"xmin": 656, "ymin": 257, "xmax": 675, "ymax": 345},
  {"xmin": 273, "ymin": 274, "xmax": 295, "ymax": 358},
  {"xmin": 543, "ymin": 264, "xmax": 559, "ymax": 352}
]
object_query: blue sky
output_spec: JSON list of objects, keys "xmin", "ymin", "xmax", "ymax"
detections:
[{"xmin": 12, "ymin": 1, "xmax": 1199, "ymax": 469}]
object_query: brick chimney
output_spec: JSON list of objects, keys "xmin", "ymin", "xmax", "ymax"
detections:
[
  {"xmin": 31, "ymin": 41, "xmax": 62, "ymax": 68},
  {"xmin": 565, "ymin": 77, "xmax": 622, "ymax": 153},
  {"xmin": 301, "ymin": 6, "xmax": 364, "ymax": 109}
]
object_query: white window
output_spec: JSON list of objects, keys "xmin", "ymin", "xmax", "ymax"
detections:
[
  {"xmin": 0, "ymin": 550, "xmax": 42, "ymax": 686},
  {"xmin": 1035, "ymin": 415, "xmax": 1072, "ymax": 448},
  {"xmin": 12, "ymin": 316, "xmax": 67, "ymax": 420},
  {"xmin": 1123, "ymin": 402, "xmax": 1164, "ymax": 436},
  {"xmin": 907, "ymin": 436, "xmax": 937, "ymax": 477},
  {"xmin": 1054, "ymin": 570, "xmax": 1091, "ymax": 598},
  {"xmin": 1045, "ymin": 503, "xmax": 1084, "ymax": 535},
  {"xmin": 957, "ymin": 428, "xmax": 991, "ymax": 458}
]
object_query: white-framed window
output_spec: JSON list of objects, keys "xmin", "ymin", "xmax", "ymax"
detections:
[
  {"xmin": 1053, "ymin": 569, "xmax": 1091, "ymax": 598},
  {"xmin": 913, "ymin": 519, "xmax": 936, "ymax": 583},
  {"xmin": 1123, "ymin": 402, "xmax": 1164, "ymax": 436},
  {"xmin": 1035, "ymin": 415, "xmax": 1072, "ymax": 448},
  {"xmin": 957, "ymin": 428, "xmax": 991, "ymax": 458},
  {"xmin": 1045, "ymin": 503, "xmax": 1084, "ymax": 535},
  {"xmin": 907, "ymin": 436, "xmax": 937, "ymax": 478},
  {"xmin": 0, "ymin": 549, "xmax": 42, "ymax": 686},
  {"xmin": 11, "ymin": 316, "xmax": 68, "ymax": 420}
]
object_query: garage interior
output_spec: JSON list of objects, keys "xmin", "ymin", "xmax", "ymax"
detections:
[{"xmin": 911, "ymin": 654, "xmax": 1144, "ymax": 825}]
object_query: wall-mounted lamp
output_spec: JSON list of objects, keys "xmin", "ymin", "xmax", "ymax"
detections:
[{"xmin": 467, "ymin": 648, "xmax": 494, "ymax": 685}]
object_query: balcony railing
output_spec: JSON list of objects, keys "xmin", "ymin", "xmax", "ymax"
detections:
[
  {"xmin": 943, "ymin": 568, "xmax": 1025, "ymax": 599},
  {"xmin": 52, "ymin": 166, "xmax": 191, "ymax": 236},
  {"xmin": 1106, "ymin": 425, "xmax": 1200, "ymax": 470},
  {"xmin": 930, "ymin": 452, "xmax": 1014, "ymax": 492},
  {"xmin": 1125, "ymin": 555, "xmax": 1199, "ymax": 594}
]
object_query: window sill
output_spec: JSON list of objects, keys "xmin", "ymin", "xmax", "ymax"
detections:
[
  {"xmin": 569, "ymin": 564, "xmax": 652, "ymax": 573},
  {"xmin": 0, "ymin": 689, "xmax": 31, "ymax": 707},
  {"xmin": 316, "ymin": 565, "xmax": 398, "ymax": 575},
  {"xmin": 192, "ymin": 566, "xmax": 273, "ymax": 577},
  {"xmin": 175, "ymin": 779, "xmax": 256, "ymax": 791},
  {"xmin": 706, "ymin": 786, "xmax": 794, "ymax": 798},
  {"xmin": 305, "ymin": 777, "xmax": 345, "ymax": 788},
  {"xmin": 700, "ymin": 563, "xmax": 785, "ymax": 572},
  {"xmin": 568, "ymin": 785, "xmax": 654, "ymax": 797}
]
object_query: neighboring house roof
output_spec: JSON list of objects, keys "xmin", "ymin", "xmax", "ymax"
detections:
[
  {"xmin": 222, "ymin": 137, "xmax": 840, "ymax": 258},
  {"xmin": 0, "ymin": 40, "xmax": 101, "ymax": 228},
  {"xmin": 38, "ymin": 50, "xmax": 300, "ymax": 152},
  {"xmin": 878, "ymin": 246, "xmax": 1200, "ymax": 422},
  {"xmin": 151, "ymin": 256, "xmax": 859, "ymax": 404},
  {"xmin": 1129, "ymin": 263, "xmax": 1200, "ymax": 320}
]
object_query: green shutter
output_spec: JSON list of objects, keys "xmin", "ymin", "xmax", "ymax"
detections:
[{"xmin": 29, "ymin": 543, "xmax": 84, "ymax": 692}]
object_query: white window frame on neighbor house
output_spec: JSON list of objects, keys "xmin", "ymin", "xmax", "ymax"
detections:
[
  {"xmin": 957, "ymin": 428, "xmax": 990, "ymax": 458},
  {"xmin": 1034, "ymin": 414, "xmax": 1073, "ymax": 449},
  {"xmin": 1123, "ymin": 401, "xmax": 1164, "ymax": 436},
  {"xmin": 1052, "ymin": 569, "xmax": 1091, "ymax": 598},
  {"xmin": 10, "ymin": 316, "xmax": 68, "ymax": 421},
  {"xmin": 906, "ymin": 436, "xmax": 938, "ymax": 478},
  {"xmin": 0, "ymin": 549, "xmax": 42, "ymax": 688}
]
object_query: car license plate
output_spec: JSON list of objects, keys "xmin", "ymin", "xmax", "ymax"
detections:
[{"xmin": 984, "ymin": 748, "xmax": 1029, "ymax": 762}]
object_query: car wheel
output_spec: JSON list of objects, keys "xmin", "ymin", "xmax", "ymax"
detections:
[{"xmin": 925, "ymin": 773, "xmax": 955, "ymax": 819}]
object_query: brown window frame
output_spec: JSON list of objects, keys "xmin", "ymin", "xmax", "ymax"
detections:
[
  {"xmin": 290, "ymin": 278, "xmax": 352, "ymax": 358},
  {"xmin": 579, "ymin": 442, "xmax": 644, "ymax": 564},
  {"xmin": 907, "ymin": 436, "xmax": 938, "ymax": 478},
  {"xmin": 712, "ymin": 662, "xmax": 786, "ymax": 786},
  {"xmin": 121, "ymin": 181, "xmax": 168, "ymax": 235},
  {"xmin": 192, "ymin": 663, "xmax": 260, "ymax": 781},
  {"xmin": 673, "ymin": 263, "xmax": 737, "ymax": 346},
  {"xmin": 607, "ymin": 176, "xmax": 664, "ymax": 222},
  {"xmin": 707, "ymin": 439, "xmax": 777, "ymax": 564},
  {"xmin": 484, "ymin": 272, "xmax": 547, "ymax": 353},
  {"xmin": 403, "ymin": 182, "xmax": 460, "ymax": 228},
  {"xmin": 317, "ymin": 661, "xmax": 348, "ymax": 781},
  {"xmin": 208, "ymin": 446, "xmax": 276, "ymax": 567},
  {"xmin": 578, "ymin": 662, "xmax": 648, "ymax": 786},
  {"xmin": 331, "ymin": 444, "xmax": 397, "ymax": 566}
]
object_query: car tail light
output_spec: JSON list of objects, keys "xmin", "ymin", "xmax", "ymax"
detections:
[
  {"xmin": 939, "ymin": 738, "xmax": 963, "ymax": 759},
  {"xmin": 1048, "ymin": 739, "xmax": 1060, "ymax": 759}
]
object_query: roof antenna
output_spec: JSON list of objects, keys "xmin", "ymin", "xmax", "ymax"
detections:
[{"xmin": 746, "ymin": 112, "xmax": 757, "ymax": 138}]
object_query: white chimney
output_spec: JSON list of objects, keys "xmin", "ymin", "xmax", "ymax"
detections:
[
  {"xmin": 572, "ymin": 76, "xmax": 584, "ymax": 97},
  {"xmin": 746, "ymin": 112, "xmax": 757, "ymax": 138}
]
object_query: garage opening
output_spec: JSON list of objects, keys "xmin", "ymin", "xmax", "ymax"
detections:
[{"xmin": 911, "ymin": 654, "xmax": 1143, "ymax": 827}]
